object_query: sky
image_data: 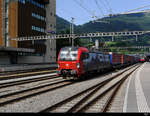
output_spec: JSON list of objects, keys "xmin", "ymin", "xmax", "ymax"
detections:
[{"xmin": 56, "ymin": 0, "xmax": 150, "ymax": 25}]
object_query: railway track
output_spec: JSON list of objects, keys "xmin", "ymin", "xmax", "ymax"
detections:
[
  {"xmin": 0, "ymin": 75, "xmax": 59, "ymax": 89},
  {"xmin": 0, "ymin": 67, "xmax": 56, "ymax": 75},
  {"xmin": 0, "ymin": 69, "xmax": 56, "ymax": 80},
  {"xmin": 0, "ymin": 78, "xmax": 75, "ymax": 107},
  {"xmin": 39, "ymin": 64, "xmax": 141, "ymax": 113}
]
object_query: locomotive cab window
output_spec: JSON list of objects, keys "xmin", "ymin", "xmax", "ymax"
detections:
[{"xmin": 59, "ymin": 47, "xmax": 79, "ymax": 61}]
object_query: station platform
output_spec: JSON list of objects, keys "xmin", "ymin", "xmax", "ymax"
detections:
[
  {"xmin": 0, "ymin": 63, "xmax": 57, "ymax": 72},
  {"xmin": 123, "ymin": 62, "xmax": 150, "ymax": 112}
]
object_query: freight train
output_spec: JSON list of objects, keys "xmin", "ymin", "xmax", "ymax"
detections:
[{"xmin": 56, "ymin": 47, "xmax": 140, "ymax": 80}]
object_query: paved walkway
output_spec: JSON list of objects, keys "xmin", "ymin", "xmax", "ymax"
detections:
[{"xmin": 123, "ymin": 62, "xmax": 150, "ymax": 112}]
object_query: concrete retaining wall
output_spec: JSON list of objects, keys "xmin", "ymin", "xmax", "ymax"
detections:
[{"xmin": 0, "ymin": 56, "xmax": 11, "ymax": 65}]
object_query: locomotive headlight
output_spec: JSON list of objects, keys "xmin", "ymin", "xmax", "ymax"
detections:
[
  {"xmin": 58, "ymin": 64, "xmax": 60, "ymax": 68},
  {"xmin": 77, "ymin": 63, "xmax": 80, "ymax": 68}
]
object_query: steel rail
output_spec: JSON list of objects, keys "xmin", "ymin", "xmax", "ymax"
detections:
[
  {"xmin": 77, "ymin": 65, "xmax": 140, "ymax": 113},
  {"xmin": 0, "ymin": 75, "xmax": 59, "ymax": 89},
  {"xmin": 0, "ymin": 70, "xmax": 56, "ymax": 80},
  {"xmin": 39, "ymin": 64, "xmax": 140, "ymax": 113},
  {"xmin": 0, "ymin": 80, "xmax": 75, "ymax": 107},
  {"xmin": 101, "ymin": 66, "xmax": 139, "ymax": 112},
  {"xmin": 0, "ymin": 67, "xmax": 56, "ymax": 76}
]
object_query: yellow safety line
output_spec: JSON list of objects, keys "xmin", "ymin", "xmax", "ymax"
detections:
[{"xmin": 0, "ymin": 70, "xmax": 56, "ymax": 78}]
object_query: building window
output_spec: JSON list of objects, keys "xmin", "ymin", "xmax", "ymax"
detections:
[
  {"xmin": 26, "ymin": 0, "xmax": 45, "ymax": 9},
  {"xmin": 32, "ymin": 13, "xmax": 46, "ymax": 21},
  {"xmin": 32, "ymin": 26, "xmax": 45, "ymax": 33}
]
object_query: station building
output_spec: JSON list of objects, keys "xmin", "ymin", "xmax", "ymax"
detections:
[{"xmin": 0, "ymin": 0, "xmax": 56, "ymax": 64}]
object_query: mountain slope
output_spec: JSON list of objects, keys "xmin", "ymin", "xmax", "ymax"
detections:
[
  {"xmin": 56, "ymin": 12, "xmax": 150, "ymax": 54},
  {"xmin": 77, "ymin": 12, "xmax": 150, "ymax": 33},
  {"xmin": 56, "ymin": 15, "xmax": 70, "ymax": 33},
  {"xmin": 56, "ymin": 12, "xmax": 150, "ymax": 33},
  {"xmin": 56, "ymin": 15, "xmax": 78, "ymax": 34}
]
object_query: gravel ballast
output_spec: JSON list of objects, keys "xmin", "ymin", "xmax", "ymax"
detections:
[{"xmin": 0, "ymin": 66, "xmax": 134, "ymax": 112}]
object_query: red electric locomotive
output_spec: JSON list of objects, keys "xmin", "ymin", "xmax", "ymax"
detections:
[
  {"xmin": 140, "ymin": 57, "xmax": 145, "ymax": 63},
  {"xmin": 56, "ymin": 46, "xmax": 111, "ymax": 80},
  {"xmin": 56, "ymin": 47, "xmax": 89, "ymax": 80}
]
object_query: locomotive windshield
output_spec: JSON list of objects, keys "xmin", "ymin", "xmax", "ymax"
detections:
[{"xmin": 59, "ymin": 47, "xmax": 79, "ymax": 61}]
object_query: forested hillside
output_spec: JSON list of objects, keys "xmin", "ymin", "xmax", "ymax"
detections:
[
  {"xmin": 56, "ymin": 12, "xmax": 150, "ymax": 54},
  {"xmin": 57, "ymin": 12, "xmax": 150, "ymax": 33}
]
